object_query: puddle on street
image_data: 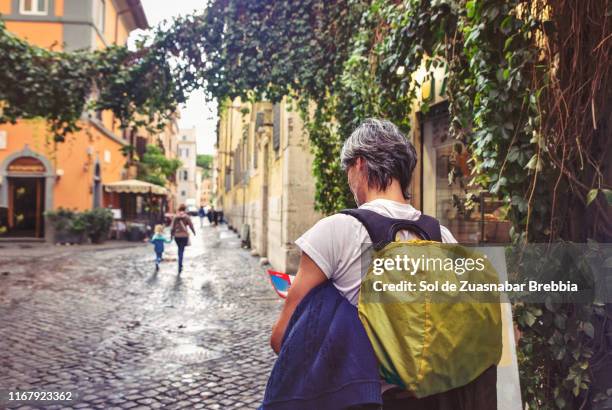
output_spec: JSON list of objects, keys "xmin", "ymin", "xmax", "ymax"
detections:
[{"xmin": 150, "ymin": 343, "xmax": 222, "ymax": 365}]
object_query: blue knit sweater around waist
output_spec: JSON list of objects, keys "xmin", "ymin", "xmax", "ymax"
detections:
[{"xmin": 260, "ymin": 281, "xmax": 382, "ymax": 410}]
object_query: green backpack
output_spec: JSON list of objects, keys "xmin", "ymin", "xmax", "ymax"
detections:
[{"xmin": 341, "ymin": 209, "xmax": 502, "ymax": 398}]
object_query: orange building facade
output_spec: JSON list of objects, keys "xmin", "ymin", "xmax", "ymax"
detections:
[{"xmin": 0, "ymin": 0, "xmax": 148, "ymax": 238}]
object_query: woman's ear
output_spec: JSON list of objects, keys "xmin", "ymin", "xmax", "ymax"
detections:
[
  {"xmin": 356, "ymin": 157, "xmax": 368, "ymax": 177},
  {"xmin": 355, "ymin": 157, "xmax": 363, "ymax": 171}
]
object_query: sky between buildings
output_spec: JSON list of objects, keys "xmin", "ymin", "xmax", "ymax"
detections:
[{"xmin": 137, "ymin": 0, "xmax": 218, "ymax": 155}]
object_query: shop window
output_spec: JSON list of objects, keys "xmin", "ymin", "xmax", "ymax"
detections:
[
  {"xmin": 20, "ymin": 0, "xmax": 48, "ymax": 15},
  {"xmin": 422, "ymin": 102, "xmax": 510, "ymax": 243}
]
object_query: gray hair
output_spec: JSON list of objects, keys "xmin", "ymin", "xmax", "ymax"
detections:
[{"xmin": 340, "ymin": 118, "xmax": 417, "ymax": 197}]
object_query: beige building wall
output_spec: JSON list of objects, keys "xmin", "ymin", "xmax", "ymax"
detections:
[
  {"xmin": 215, "ymin": 97, "xmax": 321, "ymax": 274},
  {"xmin": 176, "ymin": 127, "xmax": 198, "ymax": 207},
  {"xmin": 200, "ymin": 177, "xmax": 213, "ymax": 206}
]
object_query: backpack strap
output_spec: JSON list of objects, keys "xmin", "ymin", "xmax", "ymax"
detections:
[{"xmin": 340, "ymin": 208, "xmax": 442, "ymax": 250}]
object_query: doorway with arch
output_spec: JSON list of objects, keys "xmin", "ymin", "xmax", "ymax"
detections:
[{"xmin": 0, "ymin": 146, "xmax": 55, "ymax": 238}]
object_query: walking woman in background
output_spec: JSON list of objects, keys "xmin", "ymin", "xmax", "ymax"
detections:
[{"xmin": 171, "ymin": 204, "xmax": 196, "ymax": 274}]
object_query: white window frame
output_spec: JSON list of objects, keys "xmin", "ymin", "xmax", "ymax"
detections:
[
  {"xmin": 19, "ymin": 0, "xmax": 49, "ymax": 15},
  {"xmin": 0, "ymin": 131, "xmax": 7, "ymax": 150}
]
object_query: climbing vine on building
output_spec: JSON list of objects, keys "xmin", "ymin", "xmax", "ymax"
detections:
[
  {"xmin": 162, "ymin": 1, "xmax": 612, "ymax": 407},
  {"xmin": 0, "ymin": 21, "xmax": 186, "ymax": 142},
  {"xmin": 1, "ymin": 1, "xmax": 611, "ymax": 406}
]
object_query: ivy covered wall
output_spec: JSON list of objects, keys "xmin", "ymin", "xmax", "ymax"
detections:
[{"xmin": 1, "ymin": 1, "xmax": 611, "ymax": 406}]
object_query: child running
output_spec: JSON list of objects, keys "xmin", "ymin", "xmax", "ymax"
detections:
[{"xmin": 149, "ymin": 224, "xmax": 171, "ymax": 271}]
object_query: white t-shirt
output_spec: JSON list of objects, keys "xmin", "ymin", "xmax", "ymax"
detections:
[{"xmin": 295, "ymin": 198, "xmax": 457, "ymax": 305}]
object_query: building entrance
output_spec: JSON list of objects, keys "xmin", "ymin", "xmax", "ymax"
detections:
[
  {"xmin": 7, "ymin": 177, "xmax": 45, "ymax": 237},
  {"xmin": 2, "ymin": 156, "xmax": 47, "ymax": 238}
]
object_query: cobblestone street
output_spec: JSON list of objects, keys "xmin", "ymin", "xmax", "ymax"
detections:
[{"xmin": 0, "ymin": 222, "xmax": 282, "ymax": 409}]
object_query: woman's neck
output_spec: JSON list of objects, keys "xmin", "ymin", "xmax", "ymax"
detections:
[{"xmin": 363, "ymin": 180, "xmax": 407, "ymax": 204}]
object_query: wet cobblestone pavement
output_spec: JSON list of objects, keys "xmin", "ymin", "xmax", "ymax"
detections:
[{"xmin": 0, "ymin": 222, "xmax": 282, "ymax": 409}]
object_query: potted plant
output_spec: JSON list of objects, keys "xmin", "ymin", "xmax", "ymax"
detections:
[
  {"xmin": 69, "ymin": 213, "xmax": 87, "ymax": 243},
  {"xmin": 82, "ymin": 208, "xmax": 113, "ymax": 244},
  {"xmin": 45, "ymin": 208, "xmax": 86, "ymax": 244}
]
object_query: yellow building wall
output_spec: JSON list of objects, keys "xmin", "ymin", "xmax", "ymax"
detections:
[
  {"xmin": 53, "ymin": 126, "xmax": 125, "ymax": 210},
  {"xmin": 92, "ymin": 0, "xmax": 134, "ymax": 132},
  {"xmin": 55, "ymin": 0, "xmax": 64, "ymax": 17},
  {"xmin": 0, "ymin": 120, "xmax": 126, "ymax": 211},
  {"xmin": 93, "ymin": 0, "xmax": 131, "ymax": 48},
  {"xmin": 0, "ymin": 0, "xmax": 10, "ymax": 14},
  {"xmin": 0, "ymin": 1, "xmax": 140, "ymax": 214},
  {"xmin": 4, "ymin": 21, "xmax": 63, "ymax": 49},
  {"xmin": 216, "ymin": 97, "xmax": 322, "ymax": 273}
]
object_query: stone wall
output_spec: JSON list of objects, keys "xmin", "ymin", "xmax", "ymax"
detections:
[{"xmin": 215, "ymin": 98, "xmax": 322, "ymax": 274}]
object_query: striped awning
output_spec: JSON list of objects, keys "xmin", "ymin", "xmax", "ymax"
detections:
[{"xmin": 104, "ymin": 179, "xmax": 167, "ymax": 195}]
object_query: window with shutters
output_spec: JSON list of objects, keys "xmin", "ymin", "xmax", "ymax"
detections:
[
  {"xmin": 233, "ymin": 145, "xmax": 242, "ymax": 186},
  {"xmin": 135, "ymin": 136, "xmax": 147, "ymax": 159},
  {"xmin": 272, "ymin": 103, "xmax": 281, "ymax": 152}
]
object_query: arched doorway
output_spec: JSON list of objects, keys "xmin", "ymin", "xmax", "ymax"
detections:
[
  {"xmin": 0, "ymin": 146, "xmax": 54, "ymax": 239},
  {"xmin": 6, "ymin": 157, "xmax": 46, "ymax": 237}
]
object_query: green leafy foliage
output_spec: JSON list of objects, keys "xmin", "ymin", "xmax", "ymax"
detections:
[
  {"xmin": 0, "ymin": 20, "xmax": 187, "ymax": 141},
  {"xmin": 196, "ymin": 154, "xmax": 213, "ymax": 178},
  {"xmin": 81, "ymin": 208, "xmax": 114, "ymax": 243},
  {"xmin": 45, "ymin": 207, "xmax": 113, "ymax": 243},
  {"xmin": 2, "ymin": 1, "xmax": 611, "ymax": 405},
  {"xmin": 137, "ymin": 145, "xmax": 182, "ymax": 187}
]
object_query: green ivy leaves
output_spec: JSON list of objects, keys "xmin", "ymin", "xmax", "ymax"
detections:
[{"xmin": 2, "ymin": 1, "xmax": 609, "ymax": 407}]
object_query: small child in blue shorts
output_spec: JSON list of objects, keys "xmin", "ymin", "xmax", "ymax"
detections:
[{"xmin": 150, "ymin": 224, "xmax": 171, "ymax": 270}]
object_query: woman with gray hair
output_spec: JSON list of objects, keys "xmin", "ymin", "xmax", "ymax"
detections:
[
  {"xmin": 265, "ymin": 119, "xmax": 501, "ymax": 409},
  {"xmin": 270, "ymin": 118, "xmax": 444, "ymax": 323},
  {"xmin": 340, "ymin": 118, "xmax": 418, "ymax": 205}
]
